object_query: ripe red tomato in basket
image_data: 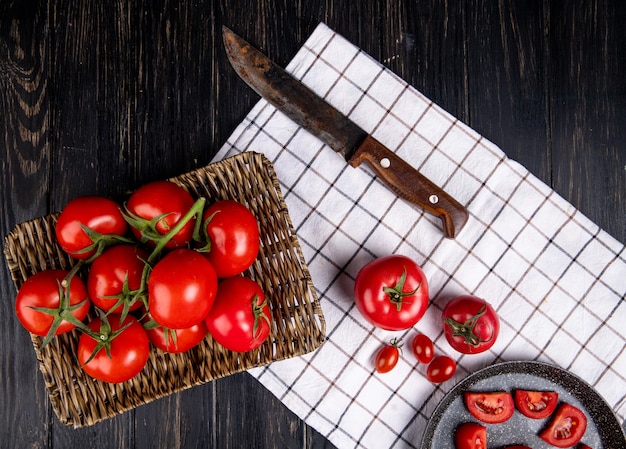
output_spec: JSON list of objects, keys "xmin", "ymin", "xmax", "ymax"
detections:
[
  {"xmin": 148, "ymin": 248, "xmax": 218, "ymax": 329},
  {"xmin": 145, "ymin": 319, "xmax": 208, "ymax": 354},
  {"xmin": 454, "ymin": 422, "xmax": 486, "ymax": 449},
  {"xmin": 464, "ymin": 391, "xmax": 515, "ymax": 424},
  {"xmin": 442, "ymin": 295, "xmax": 499, "ymax": 354},
  {"xmin": 77, "ymin": 314, "xmax": 149, "ymax": 384},
  {"xmin": 125, "ymin": 180, "xmax": 196, "ymax": 248},
  {"xmin": 15, "ymin": 269, "xmax": 90, "ymax": 337},
  {"xmin": 201, "ymin": 199, "xmax": 260, "ymax": 278},
  {"xmin": 205, "ymin": 276, "xmax": 271, "ymax": 352},
  {"xmin": 55, "ymin": 195, "xmax": 128, "ymax": 259},
  {"xmin": 87, "ymin": 244, "xmax": 148, "ymax": 314},
  {"xmin": 353, "ymin": 255, "xmax": 428, "ymax": 331}
]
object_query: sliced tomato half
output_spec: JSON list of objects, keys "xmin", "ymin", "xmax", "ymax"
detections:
[
  {"xmin": 539, "ymin": 403, "xmax": 587, "ymax": 448},
  {"xmin": 454, "ymin": 422, "xmax": 487, "ymax": 449},
  {"xmin": 515, "ymin": 389, "xmax": 559, "ymax": 419},
  {"xmin": 464, "ymin": 391, "xmax": 515, "ymax": 424}
]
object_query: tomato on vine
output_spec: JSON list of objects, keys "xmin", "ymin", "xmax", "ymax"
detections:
[
  {"xmin": 55, "ymin": 195, "xmax": 129, "ymax": 260},
  {"xmin": 87, "ymin": 244, "xmax": 149, "ymax": 317},
  {"xmin": 125, "ymin": 180, "xmax": 198, "ymax": 249},
  {"xmin": 77, "ymin": 313, "xmax": 150, "ymax": 384},
  {"xmin": 15, "ymin": 269, "xmax": 91, "ymax": 346}
]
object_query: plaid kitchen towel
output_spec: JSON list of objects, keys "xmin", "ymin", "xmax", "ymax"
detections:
[{"xmin": 213, "ymin": 23, "xmax": 626, "ymax": 449}]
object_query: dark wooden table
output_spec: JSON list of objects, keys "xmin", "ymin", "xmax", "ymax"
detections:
[{"xmin": 2, "ymin": 1, "xmax": 624, "ymax": 448}]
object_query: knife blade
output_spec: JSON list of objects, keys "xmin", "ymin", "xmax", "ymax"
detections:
[{"xmin": 222, "ymin": 26, "xmax": 469, "ymax": 238}]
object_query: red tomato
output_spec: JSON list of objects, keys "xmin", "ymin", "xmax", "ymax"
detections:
[
  {"xmin": 375, "ymin": 338, "xmax": 402, "ymax": 373},
  {"xmin": 125, "ymin": 180, "xmax": 196, "ymax": 248},
  {"xmin": 148, "ymin": 249, "xmax": 218, "ymax": 329},
  {"xmin": 540, "ymin": 403, "xmax": 587, "ymax": 448},
  {"xmin": 464, "ymin": 391, "xmax": 515, "ymax": 424},
  {"xmin": 145, "ymin": 320, "xmax": 208, "ymax": 354},
  {"xmin": 514, "ymin": 389, "xmax": 559, "ymax": 419},
  {"xmin": 411, "ymin": 333, "xmax": 434, "ymax": 364},
  {"xmin": 87, "ymin": 245, "xmax": 148, "ymax": 314},
  {"xmin": 205, "ymin": 276, "xmax": 271, "ymax": 352},
  {"xmin": 15, "ymin": 269, "xmax": 90, "ymax": 338},
  {"xmin": 442, "ymin": 295, "xmax": 500, "ymax": 354},
  {"xmin": 202, "ymin": 200, "xmax": 260, "ymax": 278},
  {"xmin": 77, "ymin": 314, "xmax": 150, "ymax": 383},
  {"xmin": 353, "ymin": 255, "xmax": 429, "ymax": 331},
  {"xmin": 55, "ymin": 195, "xmax": 128, "ymax": 259},
  {"xmin": 426, "ymin": 355, "xmax": 456, "ymax": 383},
  {"xmin": 454, "ymin": 422, "xmax": 486, "ymax": 449}
]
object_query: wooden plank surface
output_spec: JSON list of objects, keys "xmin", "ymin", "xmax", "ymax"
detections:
[{"xmin": 1, "ymin": 1, "xmax": 624, "ymax": 448}]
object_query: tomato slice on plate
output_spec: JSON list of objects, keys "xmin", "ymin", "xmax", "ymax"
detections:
[
  {"xmin": 540, "ymin": 403, "xmax": 587, "ymax": 448},
  {"xmin": 464, "ymin": 391, "xmax": 514, "ymax": 424},
  {"xmin": 514, "ymin": 389, "xmax": 559, "ymax": 419},
  {"xmin": 454, "ymin": 422, "xmax": 486, "ymax": 449}
]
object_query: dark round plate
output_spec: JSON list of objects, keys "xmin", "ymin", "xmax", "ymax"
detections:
[{"xmin": 420, "ymin": 360, "xmax": 626, "ymax": 449}]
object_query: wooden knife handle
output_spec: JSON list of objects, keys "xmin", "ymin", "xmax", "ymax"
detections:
[{"xmin": 348, "ymin": 135, "xmax": 469, "ymax": 238}]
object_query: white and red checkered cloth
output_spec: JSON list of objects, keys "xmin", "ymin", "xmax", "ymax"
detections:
[{"xmin": 213, "ymin": 23, "xmax": 626, "ymax": 449}]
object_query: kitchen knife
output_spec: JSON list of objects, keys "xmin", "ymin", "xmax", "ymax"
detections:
[{"xmin": 222, "ymin": 26, "xmax": 469, "ymax": 238}]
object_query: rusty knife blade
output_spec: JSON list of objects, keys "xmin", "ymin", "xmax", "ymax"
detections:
[{"xmin": 222, "ymin": 26, "xmax": 468, "ymax": 238}]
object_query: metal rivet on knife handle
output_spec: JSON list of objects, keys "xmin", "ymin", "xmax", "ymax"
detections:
[{"xmin": 222, "ymin": 26, "xmax": 469, "ymax": 238}]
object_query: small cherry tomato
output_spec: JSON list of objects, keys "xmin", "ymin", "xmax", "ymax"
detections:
[
  {"xmin": 55, "ymin": 196, "xmax": 128, "ymax": 259},
  {"xmin": 426, "ymin": 355, "xmax": 456, "ymax": 383},
  {"xmin": 454, "ymin": 422, "xmax": 486, "ymax": 449},
  {"xmin": 514, "ymin": 389, "xmax": 559, "ymax": 419},
  {"xmin": 442, "ymin": 295, "xmax": 500, "ymax": 354},
  {"xmin": 540, "ymin": 403, "xmax": 587, "ymax": 448},
  {"xmin": 411, "ymin": 333, "xmax": 434, "ymax": 364},
  {"xmin": 464, "ymin": 391, "xmax": 515, "ymax": 424},
  {"xmin": 354, "ymin": 255, "xmax": 429, "ymax": 331},
  {"xmin": 375, "ymin": 338, "xmax": 403, "ymax": 373}
]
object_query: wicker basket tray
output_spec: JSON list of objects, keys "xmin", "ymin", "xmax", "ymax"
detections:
[{"xmin": 3, "ymin": 151, "xmax": 326, "ymax": 427}]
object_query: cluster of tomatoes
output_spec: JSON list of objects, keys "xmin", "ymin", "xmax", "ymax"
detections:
[
  {"xmin": 353, "ymin": 255, "xmax": 500, "ymax": 383},
  {"xmin": 14, "ymin": 180, "xmax": 270, "ymax": 384},
  {"xmin": 457, "ymin": 390, "xmax": 589, "ymax": 448}
]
